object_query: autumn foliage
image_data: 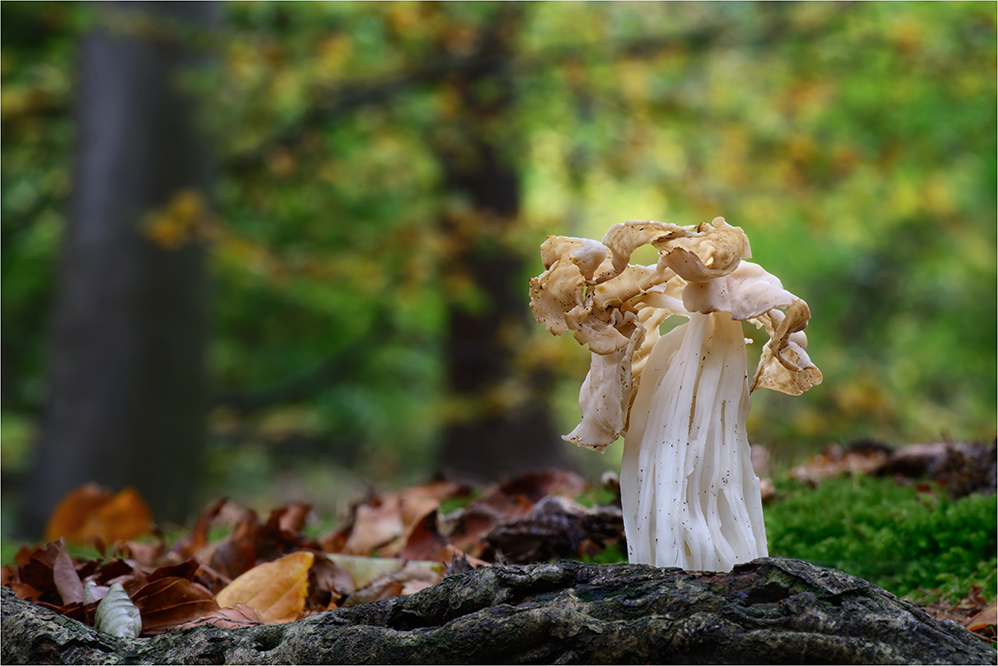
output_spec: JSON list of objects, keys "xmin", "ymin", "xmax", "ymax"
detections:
[
  {"xmin": 3, "ymin": 470, "xmax": 624, "ymax": 635},
  {"xmin": 5, "ymin": 455, "xmax": 994, "ymax": 641}
]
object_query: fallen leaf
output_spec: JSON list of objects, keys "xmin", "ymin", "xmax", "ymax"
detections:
[
  {"xmin": 129, "ymin": 577, "xmax": 219, "ymax": 635},
  {"xmin": 45, "ymin": 485, "xmax": 154, "ymax": 544},
  {"xmin": 191, "ymin": 562, "xmax": 231, "ymax": 595},
  {"xmin": 277, "ymin": 503, "xmax": 311, "ymax": 533},
  {"xmin": 93, "ymin": 559, "xmax": 136, "ymax": 585},
  {"xmin": 116, "ymin": 539, "xmax": 163, "ymax": 568},
  {"xmin": 52, "ymin": 539, "xmax": 85, "ymax": 604},
  {"xmin": 17, "ymin": 540, "xmax": 70, "ymax": 601},
  {"xmin": 37, "ymin": 600, "xmax": 88, "ymax": 624},
  {"xmin": 339, "ymin": 559, "xmax": 443, "ymax": 606},
  {"xmin": 789, "ymin": 443, "xmax": 890, "ymax": 485},
  {"xmin": 15, "ymin": 544, "xmax": 41, "ymax": 566},
  {"xmin": 168, "ymin": 498, "xmax": 229, "ymax": 562},
  {"xmin": 966, "ymin": 601, "xmax": 997, "ymax": 632},
  {"xmin": 343, "ymin": 580, "xmax": 403, "ymax": 606},
  {"xmin": 325, "ymin": 553, "xmax": 406, "ymax": 590},
  {"xmin": 176, "ymin": 603, "xmax": 262, "ymax": 630},
  {"xmin": 499, "ymin": 469, "xmax": 587, "ymax": 503},
  {"xmin": 203, "ymin": 509, "xmax": 259, "ymax": 581},
  {"xmin": 94, "ymin": 583, "xmax": 141, "ymax": 638},
  {"xmin": 400, "ymin": 579, "xmax": 435, "ymax": 595},
  {"xmin": 146, "ymin": 559, "xmax": 201, "ymax": 583},
  {"xmin": 304, "ymin": 553, "xmax": 346, "ymax": 611},
  {"xmin": 7, "ymin": 582, "xmax": 44, "ymax": 602},
  {"xmin": 344, "ymin": 496, "xmax": 404, "ymax": 555},
  {"xmin": 392, "ymin": 480, "xmax": 469, "ymax": 532},
  {"xmin": 444, "ymin": 492, "xmax": 535, "ymax": 558},
  {"xmin": 486, "ymin": 496, "xmax": 623, "ymax": 563},
  {"xmin": 257, "ymin": 506, "xmax": 317, "ymax": 561},
  {"xmin": 215, "ymin": 551, "xmax": 314, "ymax": 623},
  {"xmin": 318, "ymin": 526, "xmax": 350, "ymax": 554},
  {"xmin": 397, "ymin": 510, "xmax": 448, "ymax": 561},
  {"xmin": 44, "ymin": 484, "xmax": 115, "ymax": 543}
]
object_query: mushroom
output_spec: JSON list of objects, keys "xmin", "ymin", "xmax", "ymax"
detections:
[{"xmin": 529, "ymin": 218, "xmax": 821, "ymax": 572}]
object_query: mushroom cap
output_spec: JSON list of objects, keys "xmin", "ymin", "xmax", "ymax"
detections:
[{"xmin": 529, "ymin": 217, "xmax": 821, "ymax": 452}]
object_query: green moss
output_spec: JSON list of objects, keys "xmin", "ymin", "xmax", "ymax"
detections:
[
  {"xmin": 764, "ymin": 474, "xmax": 997, "ymax": 601},
  {"xmin": 575, "ymin": 485, "xmax": 620, "ymax": 509}
]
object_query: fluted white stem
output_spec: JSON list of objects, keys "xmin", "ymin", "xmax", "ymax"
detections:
[{"xmin": 621, "ymin": 312, "xmax": 767, "ymax": 571}]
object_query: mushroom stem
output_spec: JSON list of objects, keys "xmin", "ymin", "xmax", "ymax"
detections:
[{"xmin": 621, "ymin": 312, "xmax": 767, "ymax": 570}]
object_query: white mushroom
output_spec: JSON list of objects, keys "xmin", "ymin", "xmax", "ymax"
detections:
[{"xmin": 529, "ymin": 217, "xmax": 821, "ymax": 572}]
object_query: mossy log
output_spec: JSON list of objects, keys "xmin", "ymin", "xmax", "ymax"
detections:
[{"xmin": 3, "ymin": 558, "xmax": 994, "ymax": 664}]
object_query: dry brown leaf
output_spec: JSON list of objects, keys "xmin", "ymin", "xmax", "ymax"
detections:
[
  {"xmin": 339, "ymin": 559, "xmax": 443, "ymax": 606},
  {"xmin": 393, "ymin": 480, "xmax": 468, "ymax": 531},
  {"xmin": 44, "ymin": 484, "xmax": 116, "ymax": 543},
  {"xmin": 117, "ymin": 539, "xmax": 163, "ymax": 568},
  {"xmin": 277, "ymin": 503, "xmax": 312, "ymax": 533},
  {"xmin": 129, "ymin": 576, "xmax": 220, "ymax": 635},
  {"xmin": 52, "ymin": 539, "xmax": 85, "ymax": 605},
  {"xmin": 344, "ymin": 496, "xmax": 404, "ymax": 555},
  {"xmin": 305, "ymin": 553, "xmax": 347, "ymax": 611},
  {"xmin": 325, "ymin": 553, "xmax": 406, "ymax": 590},
  {"xmin": 257, "ymin": 506, "xmax": 317, "ymax": 561},
  {"xmin": 445, "ymin": 492, "xmax": 535, "ymax": 557},
  {"xmin": 167, "ymin": 498, "xmax": 229, "ymax": 563},
  {"xmin": 499, "ymin": 469, "xmax": 588, "ymax": 503},
  {"xmin": 966, "ymin": 600, "xmax": 997, "ymax": 632},
  {"xmin": 324, "ymin": 554, "xmax": 443, "ymax": 607},
  {"xmin": 176, "ymin": 603, "xmax": 263, "ymax": 630},
  {"xmin": 16, "ymin": 540, "xmax": 72, "ymax": 602},
  {"xmin": 789, "ymin": 443, "xmax": 890, "ymax": 485},
  {"xmin": 215, "ymin": 551, "xmax": 314, "ymax": 623},
  {"xmin": 397, "ymin": 510, "xmax": 448, "ymax": 561},
  {"xmin": 7, "ymin": 582, "xmax": 44, "ymax": 602},
  {"xmin": 401, "ymin": 579, "xmax": 436, "ymax": 595},
  {"xmin": 202, "ymin": 508, "xmax": 260, "ymax": 581},
  {"xmin": 93, "ymin": 559, "xmax": 135, "ymax": 585},
  {"xmin": 45, "ymin": 485, "xmax": 154, "ymax": 545},
  {"xmin": 343, "ymin": 580, "xmax": 404, "ymax": 606},
  {"xmin": 146, "ymin": 559, "xmax": 200, "ymax": 583}
]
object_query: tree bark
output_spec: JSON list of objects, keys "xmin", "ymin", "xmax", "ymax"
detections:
[
  {"xmin": 3, "ymin": 558, "xmax": 994, "ymax": 664},
  {"xmin": 21, "ymin": 2, "xmax": 218, "ymax": 536},
  {"xmin": 433, "ymin": 6, "xmax": 574, "ymax": 482}
]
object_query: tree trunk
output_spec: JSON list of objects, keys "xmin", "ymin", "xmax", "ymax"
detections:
[
  {"xmin": 3, "ymin": 558, "xmax": 994, "ymax": 664},
  {"xmin": 21, "ymin": 1, "xmax": 218, "ymax": 536},
  {"xmin": 434, "ymin": 7, "xmax": 573, "ymax": 482}
]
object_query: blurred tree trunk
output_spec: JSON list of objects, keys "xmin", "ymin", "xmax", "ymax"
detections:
[
  {"xmin": 433, "ymin": 7, "xmax": 574, "ymax": 482},
  {"xmin": 21, "ymin": 2, "xmax": 218, "ymax": 537}
]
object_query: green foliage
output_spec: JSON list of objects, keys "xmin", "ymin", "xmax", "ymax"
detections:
[
  {"xmin": 1, "ymin": 2, "xmax": 995, "ymax": 506},
  {"xmin": 765, "ymin": 475, "xmax": 997, "ymax": 600},
  {"xmin": 581, "ymin": 541, "xmax": 627, "ymax": 565}
]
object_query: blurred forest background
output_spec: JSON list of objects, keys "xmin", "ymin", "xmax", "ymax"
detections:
[{"xmin": 2, "ymin": 2, "xmax": 995, "ymax": 539}]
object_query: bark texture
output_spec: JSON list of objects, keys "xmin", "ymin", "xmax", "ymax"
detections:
[{"xmin": 3, "ymin": 558, "xmax": 994, "ymax": 665}]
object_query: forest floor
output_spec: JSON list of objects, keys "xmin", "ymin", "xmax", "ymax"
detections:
[{"xmin": 1, "ymin": 439, "xmax": 995, "ymax": 644}]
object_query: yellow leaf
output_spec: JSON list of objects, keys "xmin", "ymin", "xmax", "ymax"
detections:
[{"xmin": 215, "ymin": 551, "xmax": 313, "ymax": 624}]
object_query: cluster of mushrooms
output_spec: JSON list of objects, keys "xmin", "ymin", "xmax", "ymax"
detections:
[{"xmin": 530, "ymin": 218, "xmax": 821, "ymax": 573}]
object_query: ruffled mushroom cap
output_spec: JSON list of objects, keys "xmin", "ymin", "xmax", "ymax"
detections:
[{"xmin": 529, "ymin": 217, "xmax": 821, "ymax": 453}]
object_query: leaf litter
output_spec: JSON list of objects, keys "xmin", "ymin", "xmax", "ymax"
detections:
[
  {"xmin": 4, "ymin": 458, "xmax": 994, "ymax": 641},
  {"xmin": 3, "ymin": 469, "xmax": 623, "ymax": 636}
]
